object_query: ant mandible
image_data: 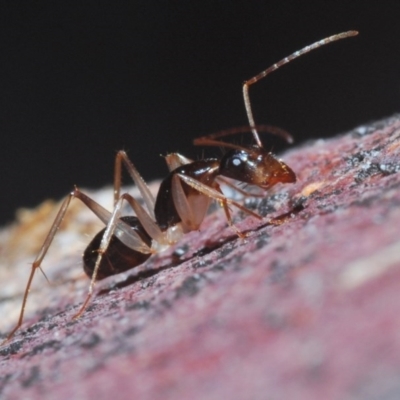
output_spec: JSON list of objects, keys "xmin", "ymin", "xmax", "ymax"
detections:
[{"xmin": 2, "ymin": 30, "xmax": 358, "ymax": 344}]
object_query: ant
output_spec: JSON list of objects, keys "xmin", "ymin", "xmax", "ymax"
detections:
[{"xmin": 2, "ymin": 30, "xmax": 358, "ymax": 344}]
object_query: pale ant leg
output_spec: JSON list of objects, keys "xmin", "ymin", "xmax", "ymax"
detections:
[
  {"xmin": 114, "ymin": 150, "xmax": 155, "ymax": 217},
  {"xmin": 75, "ymin": 190, "xmax": 152, "ymax": 253},
  {"xmin": 175, "ymin": 173, "xmax": 263, "ymax": 237},
  {"xmin": 1, "ymin": 194, "xmax": 73, "ymax": 344},
  {"xmin": 115, "ymin": 151, "xmax": 182, "ymax": 245},
  {"xmin": 113, "ymin": 151, "xmax": 186, "ymax": 243},
  {"xmin": 194, "ymin": 125, "xmax": 293, "ymax": 149},
  {"xmin": 242, "ymin": 31, "xmax": 358, "ymax": 144},
  {"xmin": 216, "ymin": 176, "xmax": 265, "ymax": 198},
  {"xmin": 164, "ymin": 153, "xmax": 193, "ymax": 171},
  {"xmin": 218, "ymin": 194, "xmax": 246, "ymax": 239},
  {"xmin": 171, "ymin": 175, "xmax": 202, "ymax": 232},
  {"xmin": 119, "ymin": 193, "xmax": 170, "ymax": 246}
]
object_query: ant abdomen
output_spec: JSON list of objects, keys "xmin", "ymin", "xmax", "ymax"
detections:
[
  {"xmin": 83, "ymin": 216, "xmax": 152, "ymax": 280},
  {"xmin": 219, "ymin": 148, "xmax": 296, "ymax": 188}
]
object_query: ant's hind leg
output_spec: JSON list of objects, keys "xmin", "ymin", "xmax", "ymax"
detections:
[{"xmin": 1, "ymin": 193, "xmax": 75, "ymax": 344}]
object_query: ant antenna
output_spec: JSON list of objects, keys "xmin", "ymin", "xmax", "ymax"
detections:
[{"xmin": 243, "ymin": 30, "xmax": 359, "ymax": 147}]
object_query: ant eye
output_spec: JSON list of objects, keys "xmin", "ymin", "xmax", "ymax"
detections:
[
  {"xmin": 219, "ymin": 149, "xmax": 254, "ymax": 181},
  {"xmin": 232, "ymin": 157, "xmax": 242, "ymax": 167},
  {"xmin": 220, "ymin": 150, "xmax": 248, "ymax": 173}
]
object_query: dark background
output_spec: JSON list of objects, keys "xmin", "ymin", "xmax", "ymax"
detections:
[{"xmin": 1, "ymin": 2, "xmax": 399, "ymax": 225}]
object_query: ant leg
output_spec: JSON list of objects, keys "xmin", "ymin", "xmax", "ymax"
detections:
[
  {"xmin": 217, "ymin": 176, "xmax": 265, "ymax": 198},
  {"xmin": 175, "ymin": 173, "xmax": 262, "ymax": 237},
  {"xmin": 177, "ymin": 173, "xmax": 261, "ymax": 218},
  {"xmin": 114, "ymin": 150, "xmax": 155, "ymax": 217},
  {"xmin": 193, "ymin": 125, "xmax": 293, "ymax": 150},
  {"xmin": 119, "ymin": 193, "xmax": 170, "ymax": 245},
  {"xmin": 113, "ymin": 151, "xmax": 189, "ymax": 244},
  {"xmin": 218, "ymin": 194, "xmax": 246, "ymax": 239},
  {"xmin": 73, "ymin": 189, "xmax": 152, "ymax": 254},
  {"xmin": 170, "ymin": 174, "xmax": 201, "ymax": 232},
  {"xmin": 1, "ymin": 194, "xmax": 74, "ymax": 344},
  {"xmin": 164, "ymin": 153, "xmax": 193, "ymax": 171}
]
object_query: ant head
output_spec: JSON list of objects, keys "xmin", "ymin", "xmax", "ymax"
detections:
[{"xmin": 219, "ymin": 146, "xmax": 296, "ymax": 189}]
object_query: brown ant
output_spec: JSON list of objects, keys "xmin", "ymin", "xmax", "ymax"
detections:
[{"xmin": 2, "ymin": 30, "xmax": 358, "ymax": 344}]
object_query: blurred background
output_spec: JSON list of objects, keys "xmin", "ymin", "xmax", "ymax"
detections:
[{"xmin": 1, "ymin": 2, "xmax": 399, "ymax": 225}]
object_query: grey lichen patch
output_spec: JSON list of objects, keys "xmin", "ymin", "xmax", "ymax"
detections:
[
  {"xmin": 354, "ymin": 163, "xmax": 384, "ymax": 183},
  {"xmin": 350, "ymin": 115, "xmax": 400, "ymax": 138},
  {"xmin": 256, "ymin": 192, "xmax": 291, "ymax": 217},
  {"xmin": 22, "ymin": 339, "xmax": 63, "ymax": 358},
  {"xmin": 0, "ymin": 340, "xmax": 23, "ymax": 357},
  {"xmin": 175, "ymin": 274, "xmax": 208, "ymax": 299},
  {"xmin": 80, "ymin": 332, "xmax": 102, "ymax": 349},
  {"xmin": 125, "ymin": 300, "xmax": 152, "ymax": 312},
  {"xmin": 21, "ymin": 365, "xmax": 41, "ymax": 388}
]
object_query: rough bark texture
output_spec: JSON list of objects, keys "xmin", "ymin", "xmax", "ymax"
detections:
[{"xmin": 1, "ymin": 115, "xmax": 400, "ymax": 400}]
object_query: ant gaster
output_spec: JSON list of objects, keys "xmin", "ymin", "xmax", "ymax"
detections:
[{"xmin": 2, "ymin": 30, "xmax": 358, "ymax": 344}]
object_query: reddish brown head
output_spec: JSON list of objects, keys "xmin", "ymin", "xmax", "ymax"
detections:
[{"xmin": 219, "ymin": 147, "xmax": 296, "ymax": 189}]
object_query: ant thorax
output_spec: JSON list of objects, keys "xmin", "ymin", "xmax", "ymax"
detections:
[{"xmin": 154, "ymin": 159, "xmax": 220, "ymax": 232}]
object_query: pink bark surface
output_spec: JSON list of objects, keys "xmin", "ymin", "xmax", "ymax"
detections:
[{"xmin": 1, "ymin": 115, "xmax": 400, "ymax": 400}]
